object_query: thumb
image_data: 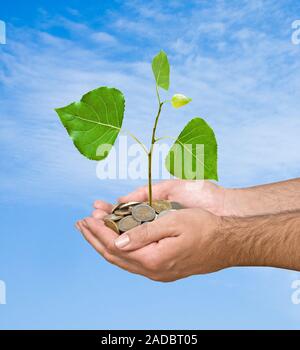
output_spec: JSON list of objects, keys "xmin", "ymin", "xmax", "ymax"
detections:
[{"xmin": 114, "ymin": 215, "xmax": 178, "ymax": 251}]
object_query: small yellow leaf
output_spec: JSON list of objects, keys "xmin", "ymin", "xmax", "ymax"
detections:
[{"xmin": 171, "ymin": 94, "xmax": 192, "ymax": 108}]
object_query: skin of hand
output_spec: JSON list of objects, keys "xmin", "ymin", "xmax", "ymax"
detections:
[
  {"xmin": 223, "ymin": 178, "xmax": 300, "ymax": 216},
  {"xmin": 76, "ymin": 178, "xmax": 300, "ymax": 281},
  {"xmin": 118, "ymin": 180, "xmax": 227, "ymax": 216},
  {"xmin": 76, "ymin": 206, "xmax": 228, "ymax": 282},
  {"xmin": 77, "ymin": 204, "xmax": 300, "ymax": 281},
  {"xmin": 218, "ymin": 210, "xmax": 300, "ymax": 271},
  {"xmin": 117, "ymin": 178, "xmax": 300, "ymax": 217}
]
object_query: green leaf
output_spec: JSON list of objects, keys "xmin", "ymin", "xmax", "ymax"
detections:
[
  {"xmin": 151, "ymin": 50, "xmax": 170, "ymax": 90},
  {"xmin": 171, "ymin": 94, "xmax": 192, "ymax": 108},
  {"xmin": 55, "ymin": 87, "xmax": 124, "ymax": 161},
  {"xmin": 165, "ymin": 118, "xmax": 218, "ymax": 180}
]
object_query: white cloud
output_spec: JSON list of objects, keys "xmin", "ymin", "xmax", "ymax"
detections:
[
  {"xmin": 171, "ymin": 38, "xmax": 194, "ymax": 55},
  {"xmin": 58, "ymin": 17, "xmax": 88, "ymax": 33},
  {"xmin": 1, "ymin": 1, "xmax": 300, "ymax": 204},
  {"xmin": 90, "ymin": 31, "xmax": 117, "ymax": 44}
]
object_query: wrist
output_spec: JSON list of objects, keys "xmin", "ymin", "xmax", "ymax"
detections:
[
  {"xmin": 221, "ymin": 187, "xmax": 264, "ymax": 217},
  {"xmin": 218, "ymin": 214, "xmax": 274, "ymax": 268},
  {"xmin": 219, "ymin": 211, "xmax": 300, "ymax": 270},
  {"xmin": 199, "ymin": 182, "xmax": 232, "ymax": 216},
  {"xmin": 222, "ymin": 183, "xmax": 299, "ymax": 217},
  {"xmin": 203, "ymin": 184, "xmax": 250, "ymax": 217},
  {"xmin": 205, "ymin": 213, "xmax": 235, "ymax": 270},
  {"xmin": 218, "ymin": 188, "xmax": 244, "ymax": 216},
  {"xmin": 218, "ymin": 215, "xmax": 260, "ymax": 268}
]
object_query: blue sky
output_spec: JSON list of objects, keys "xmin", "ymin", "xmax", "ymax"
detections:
[{"xmin": 1, "ymin": 0, "xmax": 300, "ymax": 329}]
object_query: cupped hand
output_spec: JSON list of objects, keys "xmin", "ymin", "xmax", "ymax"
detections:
[
  {"xmin": 118, "ymin": 180, "xmax": 227, "ymax": 216},
  {"xmin": 76, "ymin": 207, "xmax": 230, "ymax": 282}
]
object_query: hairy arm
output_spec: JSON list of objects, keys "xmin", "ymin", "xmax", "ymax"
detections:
[
  {"xmin": 224, "ymin": 178, "xmax": 300, "ymax": 216},
  {"xmin": 222, "ymin": 210, "xmax": 300, "ymax": 271}
]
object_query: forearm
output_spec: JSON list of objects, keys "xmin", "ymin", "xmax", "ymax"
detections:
[
  {"xmin": 223, "ymin": 178, "xmax": 300, "ymax": 216},
  {"xmin": 221, "ymin": 210, "xmax": 300, "ymax": 271}
]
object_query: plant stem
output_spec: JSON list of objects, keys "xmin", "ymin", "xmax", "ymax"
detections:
[
  {"xmin": 121, "ymin": 129, "xmax": 148, "ymax": 154},
  {"xmin": 148, "ymin": 95, "xmax": 163, "ymax": 206},
  {"xmin": 148, "ymin": 152, "xmax": 152, "ymax": 205},
  {"xmin": 155, "ymin": 84, "xmax": 161, "ymax": 105},
  {"xmin": 155, "ymin": 135, "xmax": 177, "ymax": 143}
]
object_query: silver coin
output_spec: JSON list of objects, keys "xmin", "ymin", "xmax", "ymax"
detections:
[
  {"xmin": 150, "ymin": 200, "xmax": 172, "ymax": 213},
  {"xmin": 119, "ymin": 201, "xmax": 141, "ymax": 209},
  {"xmin": 111, "ymin": 203, "xmax": 123, "ymax": 213},
  {"xmin": 118, "ymin": 215, "xmax": 140, "ymax": 232},
  {"xmin": 132, "ymin": 204, "xmax": 156, "ymax": 222},
  {"xmin": 114, "ymin": 208, "xmax": 131, "ymax": 216},
  {"xmin": 104, "ymin": 218, "xmax": 120, "ymax": 234},
  {"xmin": 170, "ymin": 201, "xmax": 184, "ymax": 210},
  {"xmin": 104, "ymin": 214, "xmax": 122, "ymax": 221}
]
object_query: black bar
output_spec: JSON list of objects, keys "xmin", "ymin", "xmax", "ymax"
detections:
[{"xmin": 0, "ymin": 330, "xmax": 300, "ymax": 346}]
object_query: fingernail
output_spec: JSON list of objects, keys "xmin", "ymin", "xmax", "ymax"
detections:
[{"xmin": 115, "ymin": 234, "xmax": 130, "ymax": 249}]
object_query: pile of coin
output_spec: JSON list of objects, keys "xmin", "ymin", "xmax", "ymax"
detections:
[{"xmin": 104, "ymin": 200, "xmax": 183, "ymax": 234}]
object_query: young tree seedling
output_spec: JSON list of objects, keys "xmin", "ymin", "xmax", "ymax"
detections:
[{"xmin": 55, "ymin": 50, "xmax": 218, "ymax": 208}]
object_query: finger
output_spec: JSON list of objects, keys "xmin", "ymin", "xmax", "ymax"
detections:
[
  {"xmin": 114, "ymin": 212, "xmax": 181, "ymax": 251},
  {"xmin": 93, "ymin": 200, "xmax": 113, "ymax": 212},
  {"xmin": 81, "ymin": 217, "xmax": 134, "ymax": 258},
  {"xmin": 118, "ymin": 181, "xmax": 170, "ymax": 203},
  {"xmin": 78, "ymin": 221, "xmax": 145, "ymax": 275},
  {"xmin": 75, "ymin": 221, "xmax": 81, "ymax": 230},
  {"xmin": 77, "ymin": 220, "xmax": 106, "ymax": 254},
  {"xmin": 81, "ymin": 218, "xmax": 174, "ymax": 280},
  {"xmin": 82, "ymin": 217, "xmax": 160, "ymax": 268},
  {"xmin": 82, "ymin": 217, "xmax": 119, "ymax": 253},
  {"xmin": 92, "ymin": 209, "xmax": 107, "ymax": 220}
]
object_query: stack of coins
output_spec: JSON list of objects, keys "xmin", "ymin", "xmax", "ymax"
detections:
[{"xmin": 104, "ymin": 200, "xmax": 183, "ymax": 234}]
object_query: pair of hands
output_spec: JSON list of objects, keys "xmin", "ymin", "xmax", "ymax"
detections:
[{"xmin": 76, "ymin": 180, "xmax": 231, "ymax": 282}]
